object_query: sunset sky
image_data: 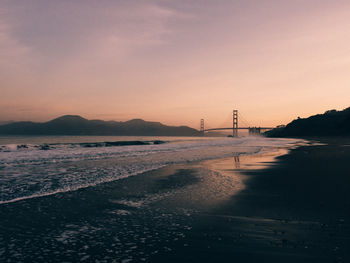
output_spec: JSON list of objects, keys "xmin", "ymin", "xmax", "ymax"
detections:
[{"xmin": 1, "ymin": 0, "xmax": 350, "ymax": 128}]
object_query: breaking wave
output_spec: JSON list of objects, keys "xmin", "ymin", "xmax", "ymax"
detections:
[
  {"xmin": 0, "ymin": 140, "xmax": 166, "ymax": 152},
  {"xmin": 0, "ymin": 136, "xmax": 300, "ymax": 204}
]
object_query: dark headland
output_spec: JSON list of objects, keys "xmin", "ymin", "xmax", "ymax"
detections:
[
  {"xmin": 0, "ymin": 115, "xmax": 201, "ymax": 136},
  {"xmin": 266, "ymin": 107, "xmax": 350, "ymax": 137}
]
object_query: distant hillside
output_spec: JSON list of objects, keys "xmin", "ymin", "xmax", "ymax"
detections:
[
  {"xmin": 0, "ymin": 120, "xmax": 14, "ymax": 125},
  {"xmin": 266, "ymin": 107, "xmax": 350, "ymax": 137},
  {"xmin": 0, "ymin": 115, "xmax": 201, "ymax": 136}
]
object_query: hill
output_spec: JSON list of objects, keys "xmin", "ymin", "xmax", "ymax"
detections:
[
  {"xmin": 0, "ymin": 115, "xmax": 201, "ymax": 136},
  {"xmin": 266, "ymin": 107, "xmax": 350, "ymax": 137}
]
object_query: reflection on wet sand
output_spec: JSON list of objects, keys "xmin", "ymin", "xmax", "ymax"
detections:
[{"xmin": 233, "ymin": 155, "xmax": 240, "ymax": 169}]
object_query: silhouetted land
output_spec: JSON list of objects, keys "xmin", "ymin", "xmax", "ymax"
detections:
[
  {"xmin": 0, "ymin": 115, "xmax": 201, "ymax": 136},
  {"xmin": 266, "ymin": 107, "xmax": 350, "ymax": 137}
]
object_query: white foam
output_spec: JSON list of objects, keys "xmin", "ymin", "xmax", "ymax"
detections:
[{"xmin": 0, "ymin": 137, "xmax": 302, "ymax": 204}]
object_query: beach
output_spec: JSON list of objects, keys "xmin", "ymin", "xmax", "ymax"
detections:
[
  {"xmin": 152, "ymin": 137, "xmax": 350, "ymax": 262},
  {"xmin": 1, "ymin": 137, "xmax": 349, "ymax": 262},
  {"xmin": 3, "ymin": 1, "xmax": 350, "ymax": 262}
]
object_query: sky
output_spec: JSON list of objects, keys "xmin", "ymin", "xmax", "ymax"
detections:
[{"xmin": 1, "ymin": 0, "xmax": 350, "ymax": 128}]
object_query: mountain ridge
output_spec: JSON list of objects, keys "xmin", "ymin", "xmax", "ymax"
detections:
[{"xmin": 0, "ymin": 115, "xmax": 201, "ymax": 136}]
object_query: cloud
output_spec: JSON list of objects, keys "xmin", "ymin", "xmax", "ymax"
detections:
[
  {"xmin": 0, "ymin": 0, "xmax": 185, "ymax": 88},
  {"xmin": 1, "ymin": 1, "xmax": 179, "ymax": 61},
  {"xmin": 0, "ymin": 0, "xmax": 188, "ymax": 104},
  {"xmin": 0, "ymin": 18, "xmax": 36, "ymax": 76}
]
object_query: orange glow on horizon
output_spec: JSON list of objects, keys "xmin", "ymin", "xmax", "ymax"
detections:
[{"xmin": 1, "ymin": 1, "xmax": 350, "ymax": 129}]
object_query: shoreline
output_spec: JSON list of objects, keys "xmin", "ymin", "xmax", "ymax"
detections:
[
  {"xmin": 3, "ymin": 138, "xmax": 349, "ymax": 262},
  {"xmin": 0, "ymin": 140, "xmax": 294, "ymax": 262},
  {"xmin": 152, "ymin": 137, "xmax": 350, "ymax": 262},
  {"xmin": 0, "ymin": 137, "xmax": 300, "ymax": 205}
]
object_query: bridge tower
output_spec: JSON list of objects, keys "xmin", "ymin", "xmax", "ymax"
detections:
[
  {"xmin": 200, "ymin": 119, "xmax": 205, "ymax": 133},
  {"xmin": 233, "ymin": 110, "xmax": 238, "ymax": 137}
]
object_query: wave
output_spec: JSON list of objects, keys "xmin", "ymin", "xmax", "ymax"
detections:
[
  {"xmin": 0, "ymin": 164, "xmax": 165, "ymax": 205},
  {"xmin": 0, "ymin": 137, "xmax": 302, "ymax": 205},
  {"xmin": 0, "ymin": 140, "xmax": 167, "ymax": 152},
  {"xmin": 79, "ymin": 140, "xmax": 166, "ymax": 148}
]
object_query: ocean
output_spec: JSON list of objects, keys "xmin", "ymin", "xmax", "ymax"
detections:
[{"xmin": 0, "ymin": 135, "xmax": 300, "ymax": 262}]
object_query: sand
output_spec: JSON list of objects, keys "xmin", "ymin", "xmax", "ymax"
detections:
[
  {"xmin": 1, "ymin": 137, "xmax": 349, "ymax": 262},
  {"xmin": 150, "ymin": 138, "xmax": 350, "ymax": 262}
]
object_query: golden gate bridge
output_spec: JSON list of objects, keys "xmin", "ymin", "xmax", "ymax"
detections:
[{"xmin": 200, "ymin": 110, "xmax": 274, "ymax": 137}]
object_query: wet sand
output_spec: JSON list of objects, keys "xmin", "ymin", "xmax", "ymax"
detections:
[
  {"xmin": 1, "ymin": 138, "xmax": 350, "ymax": 262},
  {"xmin": 152, "ymin": 138, "xmax": 350, "ymax": 262}
]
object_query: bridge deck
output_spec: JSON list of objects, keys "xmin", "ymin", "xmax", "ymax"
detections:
[{"xmin": 203, "ymin": 127, "xmax": 273, "ymax": 132}]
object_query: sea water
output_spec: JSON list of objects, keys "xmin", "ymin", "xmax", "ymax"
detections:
[{"xmin": 0, "ymin": 136, "xmax": 298, "ymax": 204}]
